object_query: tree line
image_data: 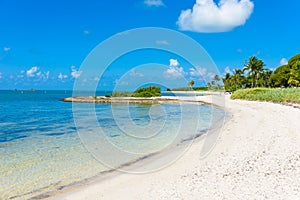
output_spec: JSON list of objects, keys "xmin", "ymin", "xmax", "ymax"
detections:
[{"xmin": 222, "ymin": 54, "xmax": 300, "ymax": 91}]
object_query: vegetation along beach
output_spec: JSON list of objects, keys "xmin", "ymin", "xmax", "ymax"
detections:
[{"xmin": 1, "ymin": 0, "xmax": 300, "ymax": 199}]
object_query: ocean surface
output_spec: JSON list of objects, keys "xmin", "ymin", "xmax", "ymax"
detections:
[{"xmin": 0, "ymin": 90, "xmax": 225, "ymax": 199}]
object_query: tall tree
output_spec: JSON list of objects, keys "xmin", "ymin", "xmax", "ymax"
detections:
[
  {"xmin": 222, "ymin": 73, "xmax": 232, "ymax": 91},
  {"xmin": 270, "ymin": 65, "xmax": 291, "ymax": 87},
  {"xmin": 213, "ymin": 75, "xmax": 222, "ymax": 90},
  {"xmin": 257, "ymin": 69, "xmax": 273, "ymax": 87},
  {"xmin": 243, "ymin": 56, "xmax": 265, "ymax": 88},
  {"xmin": 213, "ymin": 75, "xmax": 221, "ymax": 82},
  {"xmin": 288, "ymin": 60, "xmax": 300, "ymax": 87},
  {"xmin": 188, "ymin": 80, "xmax": 195, "ymax": 88},
  {"xmin": 232, "ymin": 69, "xmax": 244, "ymax": 90}
]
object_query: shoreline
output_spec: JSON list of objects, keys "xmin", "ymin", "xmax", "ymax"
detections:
[
  {"xmin": 29, "ymin": 95, "xmax": 227, "ymax": 199},
  {"xmin": 17, "ymin": 95, "xmax": 225, "ymax": 199},
  {"xmin": 46, "ymin": 119, "xmax": 229, "ymax": 200},
  {"xmin": 45, "ymin": 95, "xmax": 228, "ymax": 199},
  {"xmin": 6, "ymin": 94, "xmax": 225, "ymax": 200},
  {"xmin": 50, "ymin": 95, "xmax": 300, "ymax": 199}
]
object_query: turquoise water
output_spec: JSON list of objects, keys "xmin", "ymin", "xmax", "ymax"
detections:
[{"xmin": 0, "ymin": 90, "xmax": 224, "ymax": 199}]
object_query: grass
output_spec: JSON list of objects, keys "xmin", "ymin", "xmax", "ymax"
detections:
[
  {"xmin": 231, "ymin": 88, "xmax": 300, "ymax": 104},
  {"xmin": 111, "ymin": 91, "xmax": 132, "ymax": 97}
]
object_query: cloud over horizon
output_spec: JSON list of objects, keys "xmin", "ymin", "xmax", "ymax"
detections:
[
  {"xmin": 71, "ymin": 66, "xmax": 82, "ymax": 78},
  {"xmin": 189, "ymin": 66, "xmax": 207, "ymax": 77},
  {"xmin": 58, "ymin": 72, "xmax": 68, "ymax": 80},
  {"xmin": 164, "ymin": 59, "xmax": 186, "ymax": 79},
  {"xmin": 26, "ymin": 66, "xmax": 39, "ymax": 77},
  {"xmin": 26, "ymin": 66, "xmax": 50, "ymax": 81},
  {"xmin": 177, "ymin": 0, "xmax": 254, "ymax": 33}
]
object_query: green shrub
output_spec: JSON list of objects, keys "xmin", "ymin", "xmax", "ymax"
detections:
[
  {"xmin": 231, "ymin": 88, "xmax": 300, "ymax": 104},
  {"xmin": 132, "ymin": 86, "xmax": 161, "ymax": 97}
]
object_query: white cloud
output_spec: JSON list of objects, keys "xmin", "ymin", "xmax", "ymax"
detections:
[
  {"xmin": 26, "ymin": 66, "xmax": 39, "ymax": 77},
  {"xmin": 16, "ymin": 71, "xmax": 25, "ymax": 79},
  {"xmin": 156, "ymin": 40, "xmax": 170, "ymax": 45},
  {"xmin": 26, "ymin": 66, "xmax": 49, "ymax": 80},
  {"xmin": 129, "ymin": 69, "xmax": 144, "ymax": 77},
  {"xmin": 71, "ymin": 66, "xmax": 82, "ymax": 78},
  {"xmin": 254, "ymin": 50, "xmax": 261, "ymax": 56},
  {"xmin": 83, "ymin": 30, "xmax": 90, "ymax": 35},
  {"xmin": 280, "ymin": 58, "xmax": 288, "ymax": 66},
  {"xmin": 224, "ymin": 66, "xmax": 232, "ymax": 74},
  {"xmin": 115, "ymin": 79, "xmax": 129, "ymax": 86},
  {"xmin": 144, "ymin": 0, "xmax": 164, "ymax": 7},
  {"xmin": 189, "ymin": 66, "xmax": 207, "ymax": 77},
  {"xmin": 45, "ymin": 71, "xmax": 50, "ymax": 79},
  {"xmin": 164, "ymin": 59, "xmax": 186, "ymax": 79},
  {"xmin": 3, "ymin": 47, "xmax": 11, "ymax": 52},
  {"xmin": 169, "ymin": 59, "xmax": 179, "ymax": 67},
  {"xmin": 177, "ymin": 0, "xmax": 254, "ymax": 33},
  {"xmin": 207, "ymin": 72, "xmax": 215, "ymax": 79},
  {"xmin": 58, "ymin": 73, "xmax": 68, "ymax": 80},
  {"xmin": 0, "ymin": 72, "xmax": 2, "ymax": 79},
  {"xmin": 39, "ymin": 71, "xmax": 50, "ymax": 80}
]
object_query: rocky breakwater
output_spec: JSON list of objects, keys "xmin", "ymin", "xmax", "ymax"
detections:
[{"xmin": 61, "ymin": 96, "xmax": 185, "ymax": 104}]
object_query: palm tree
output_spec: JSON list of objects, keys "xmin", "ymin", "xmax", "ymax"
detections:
[
  {"xmin": 213, "ymin": 75, "xmax": 221, "ymax": 82},
  {"xmin": 213, "ymin": 75, "xmax": 221, "ymax": 90},
  {"xmin": 207, "ymin": 82, "xmax": 212, "ymax": 90},
  {"xmin": 243, "ymin": 56, "xmax": 265, "ymax": 88},
  {"xmin": 188, "ymin": 80, "xmax": 195, "ymax": 88},
  {"xmin": 232, "ymin": 69, "xmax": 244, "ymax": 90},
  {"xmin": 258, "ymin": 69, "xmax": 273, "ymax": 87},
  {"xmin": 222, "ymin": 73, "xmax": 231, "ymax": 90}
]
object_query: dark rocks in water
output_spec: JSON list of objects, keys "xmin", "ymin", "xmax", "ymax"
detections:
[{"xmin": 106, "ymin": 132, "xmax": 120, "ymax": 138}]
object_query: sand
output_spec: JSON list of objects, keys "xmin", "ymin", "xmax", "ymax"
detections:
[{"xmin": 52, "ymin": 95, "xmax": 300, "ymax": 199}]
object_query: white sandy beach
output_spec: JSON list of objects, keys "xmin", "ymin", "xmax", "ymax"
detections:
[{"xmin": 53, "ymin": 95, "xmax": 300, "ymax": 199}]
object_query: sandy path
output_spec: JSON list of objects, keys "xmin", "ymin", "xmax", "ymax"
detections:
[{"xmin": 54, "ymin": 96, "xmax": 300, "ymax": 199}]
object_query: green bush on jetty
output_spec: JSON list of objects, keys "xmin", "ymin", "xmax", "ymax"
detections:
[
  {"xmin": 132, "ymin": 86, "xmax": 161, "ymax": 97},
  {"xmin": 231, "ymin": 88, "xmax": 300, "ymax": 104}
]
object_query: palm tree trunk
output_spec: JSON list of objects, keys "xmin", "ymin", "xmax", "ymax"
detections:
[{"xmin": 255, "ymin": 72, "xmax": 259, "ymax": 88}]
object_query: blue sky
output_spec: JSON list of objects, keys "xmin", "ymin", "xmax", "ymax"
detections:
[{"xmin": 0, "ymin": 0, "xmax": 299, "ymax": 90}]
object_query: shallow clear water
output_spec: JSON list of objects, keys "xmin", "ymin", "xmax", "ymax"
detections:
[{"xmin": 0, "ymin": 90, "xmax": 224, "ymax": 199}]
